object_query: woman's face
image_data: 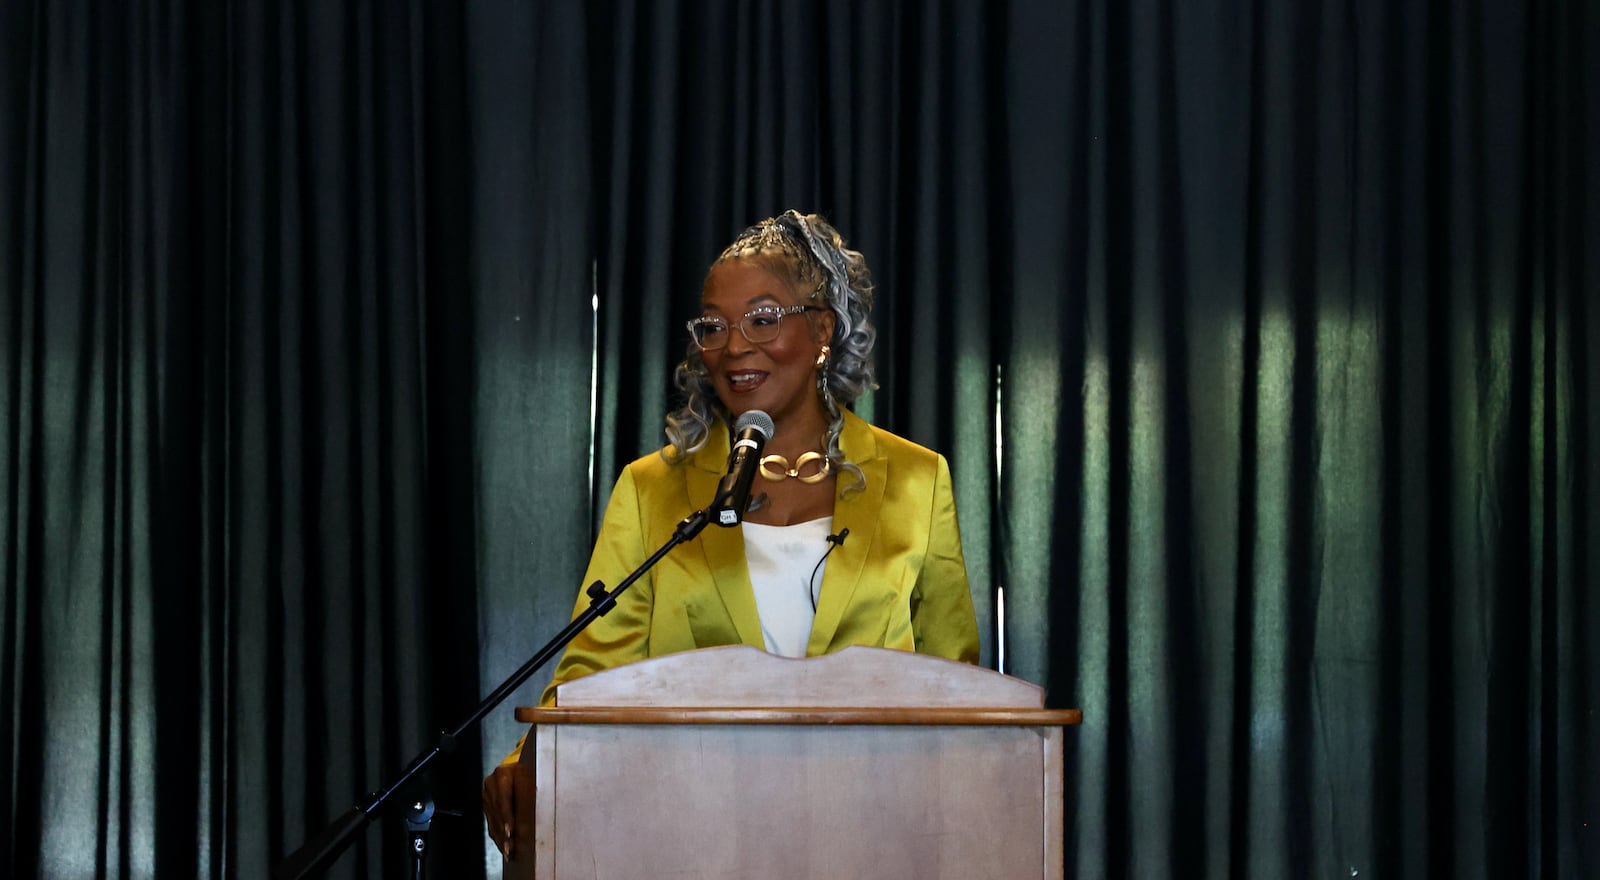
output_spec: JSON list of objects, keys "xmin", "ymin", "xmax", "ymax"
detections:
[{"xmin": 698, "ymin": 258, "xmax": 834, "ymax": 434}]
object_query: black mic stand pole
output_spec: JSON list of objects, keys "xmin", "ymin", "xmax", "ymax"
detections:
[{"xmin": 275, "ymin": 506, "xmax": 716, "ymax": 880}]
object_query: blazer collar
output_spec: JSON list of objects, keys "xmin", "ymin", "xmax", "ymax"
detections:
[
  {"xmin": 685, "ymin": 410, "xmax": 887, "ymax": 654},
  {"xmin": 683, "ymin": 425, "xmax": 764, "ymax": 648},
  {"xmin": 807, "ymin": 410, "xmax": 885, "ymax": 653}
]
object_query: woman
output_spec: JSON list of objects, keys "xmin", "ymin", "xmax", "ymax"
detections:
[{"xmin": 482, "ymin": 210, "xmax": 979, "ymax": 857}]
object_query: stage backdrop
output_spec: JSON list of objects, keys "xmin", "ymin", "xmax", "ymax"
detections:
[{"xmin": 2, "ymin": 1, "xmax": 1595, "ymax": 878}]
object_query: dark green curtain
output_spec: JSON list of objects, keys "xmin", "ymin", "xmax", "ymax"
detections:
[{"xmin": 3, "ymin": 1, "xmax": 1595, "ymax": 879}]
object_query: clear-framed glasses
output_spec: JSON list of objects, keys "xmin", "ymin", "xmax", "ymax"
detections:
[{"xmin": 686, "ymin": 304, "xmax": 824, "ymax": 351}]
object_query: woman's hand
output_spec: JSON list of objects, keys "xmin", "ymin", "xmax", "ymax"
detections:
[{"xmin": 482, "ymin": 764, "xmax": 519, "ymax": 858}]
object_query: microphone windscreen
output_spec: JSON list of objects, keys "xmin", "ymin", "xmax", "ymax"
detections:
[{"xmin": 734, "ymin": 409, "xmax": 775, "ymax": 440}]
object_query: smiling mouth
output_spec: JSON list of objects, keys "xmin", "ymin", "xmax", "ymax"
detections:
[{"xmin": 725, "ymin": 371, "xmax": 768, "ymax": 391}]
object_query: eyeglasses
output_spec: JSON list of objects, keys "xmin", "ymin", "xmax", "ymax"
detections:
[{"xmin": 686, "ymin": 305, "xmax": 824, "ymax": 351}]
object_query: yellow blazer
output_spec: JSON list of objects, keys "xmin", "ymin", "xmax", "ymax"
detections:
[{"xmin": 538, "ymin": 408, "xmax": 979, "ymax": 708}]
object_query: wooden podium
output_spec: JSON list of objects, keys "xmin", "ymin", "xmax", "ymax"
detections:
[{"xmin": 505, "ymin": 646, "xmax": 1080, "ymax": 879}]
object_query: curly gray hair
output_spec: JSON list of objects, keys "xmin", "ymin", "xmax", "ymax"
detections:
[{"xmin": 664, "ymin": 210, "xmax": 877, "ymax": 494}]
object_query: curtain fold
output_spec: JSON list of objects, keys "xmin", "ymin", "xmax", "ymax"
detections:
[{"xmin": 2, "ymin": 1, "xmax": 1595, "ymax": 878}]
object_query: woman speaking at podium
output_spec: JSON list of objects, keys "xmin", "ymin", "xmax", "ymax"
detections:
[{"xmin": 482, "ymin": 210, "xmax": 980, "ymax": 857}]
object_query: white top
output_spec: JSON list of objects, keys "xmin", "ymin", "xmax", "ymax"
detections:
[{"xmin": 741, "ymin": 517, "xmax": 835, "ymax": 658}]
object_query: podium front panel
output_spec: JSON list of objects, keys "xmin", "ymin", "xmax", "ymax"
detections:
[{"xmin": 531, "ymin": 721, "xmax": 1062, "ymax": 879}]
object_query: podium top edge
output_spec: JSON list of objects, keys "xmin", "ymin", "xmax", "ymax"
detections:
[{"xmin": 514, "ymin": 706, "xmax": 1084, "ymax": 726}]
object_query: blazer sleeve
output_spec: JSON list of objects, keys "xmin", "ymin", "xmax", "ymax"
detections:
[
  {"xmin": 538, "ymin": 464, "xmax": 656, "ymax": 705},
  {"xmin": 910, "ymin": 453, "xmax": 980, "ymax": 664},
  {"xmin": 499, "ymin": 465, "xmax": 656, "ymax": 766}
]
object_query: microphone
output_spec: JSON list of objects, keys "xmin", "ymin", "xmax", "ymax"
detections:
[
  {"xmin": 809, "ymin": 528, "xmax": 850, "ymax": 611},
  {"xmin": 710, "ymin": 410, "xmax": 774, "ymax": 526}
]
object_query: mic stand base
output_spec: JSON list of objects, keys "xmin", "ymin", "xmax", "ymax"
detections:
[{"xmin": 405, "ymin": 799, "xmax": 433, "ymax": 880}]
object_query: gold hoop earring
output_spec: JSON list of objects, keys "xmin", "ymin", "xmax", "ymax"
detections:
[{"xmin": 815, "ymin": 344, "xmax": 831, "ymax": 369}]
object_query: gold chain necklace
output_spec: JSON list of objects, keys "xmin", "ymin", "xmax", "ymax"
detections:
[{"xmin": 758, "ymin": 450, "xmax": 832, "ymax": 484}]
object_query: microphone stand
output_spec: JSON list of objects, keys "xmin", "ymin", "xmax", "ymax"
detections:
[{"xmin": 275, "ymin": 506, "xmax": 715, "ymax": 879}]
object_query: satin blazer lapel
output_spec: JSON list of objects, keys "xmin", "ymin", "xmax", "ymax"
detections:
[
  {"xmin": 686, "ymin": 433, "xmax": 765, "ymax": 650},
  {"xmin": 808, "ymin": 412, "xmax": 884, "ymax": 654}
]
